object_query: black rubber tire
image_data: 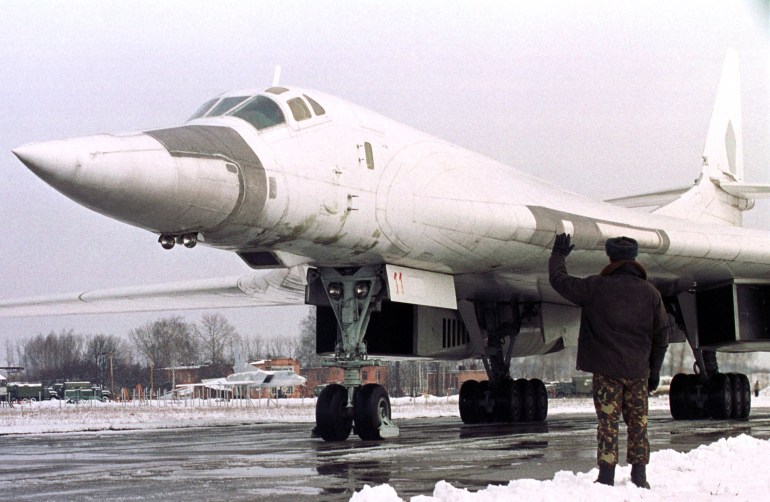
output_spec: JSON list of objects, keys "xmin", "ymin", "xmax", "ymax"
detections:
[
  {"xmin": 516, "ymin": 378, "xmax": 535, "ymax": 422},
  {"xmin": 687, "ymin": 374, "xmax": 708, "ymax": 419},
  {"xmin": 669, "ymin": 373, "xmax": 692, "ymax": 420},
  {"xmin": 477, "ymin": 380, "xmax": 493, "ymax": 423},
  {"xmin": 459, "ymin": 380, "xmax": 481, "ymax": 424},
  {"xmin": 728, "ymin": 373, "xmax": 743, "ymax": 420},
  {"xmin": 530, "ymin": 378, "xmax": 548, "ymax": 422},
  {"xmin": 738, "ymin": 373, "xmax": 751, "ymax": 419},
  {"xmin": 354, "ymin": 384, "xmax": 391, "ymax": 440},
  {"xmin": 707, "ymin": 373, "xmax": 732, "ymax": 420},
  {"xmin": 315, "ymin": 384, "xmax": 352, "ymax": 441},
  {"xmin": 495, "ymin": 378, "xmax": 520, "ymax": 422}
]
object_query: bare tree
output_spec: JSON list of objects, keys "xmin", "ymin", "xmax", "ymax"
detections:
[
  {"xmin": 293, "ymin": 310, "xmax": 323, "ymax": 369},
  {"xmin": 237, "ymin": 332, "xmax": 266, "ymax": 362},
  {"xmin": 3, "ymin": 337, "xmax": 23, "ymax": 371},
  {"xmin": 129, "ymin": 316, "xmax": 197, "ymax": 370},
  {"xmin": 192, "ymin": 313, "xmax": 237, "ymax": 365},
  {"xmin": 23, "ymin": 329, "xmax": 85, "ymax": 382},
  {"xmin": 84, "ymin": 334, "xmax": 128, "ymax": 388},
  {"xmin": 264, "ymin": 336, "xmax": 296, "ymax": 359}
]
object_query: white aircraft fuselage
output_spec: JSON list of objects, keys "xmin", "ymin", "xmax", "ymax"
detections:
[{"xmin": 12, "ymin": 86, "xmax": 770, "ymax": 307}]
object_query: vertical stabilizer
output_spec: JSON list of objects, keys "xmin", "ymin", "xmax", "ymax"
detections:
[
  {"xmin": 702, "ymin": 48, "xmax": 743, "ymax": 181},
  {"xmin": 653, "ymin": 50, "xmax": 758, "ymax": 226}
]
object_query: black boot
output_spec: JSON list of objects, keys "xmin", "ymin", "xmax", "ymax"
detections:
[
  {"xmin": 595, "ymin": 463, "xmax": 615, "ymax": 486},
  {"xmin": 631, "ymin": 463, "xmax": 650, "ymax": 489}
]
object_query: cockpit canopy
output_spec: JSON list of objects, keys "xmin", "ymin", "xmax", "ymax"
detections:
[{"xmin": 188, "ymin": 87, "xmax": 327, "ymax": 131}]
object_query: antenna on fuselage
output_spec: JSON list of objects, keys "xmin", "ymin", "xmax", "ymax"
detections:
[{"xmin": 272, "ymin": 65, "xmax": 282, "ymax": 86}]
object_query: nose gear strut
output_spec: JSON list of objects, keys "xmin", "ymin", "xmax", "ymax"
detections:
[{"xmin": 310, "ymin": 265, "xmax": 399, "ymax": 441}]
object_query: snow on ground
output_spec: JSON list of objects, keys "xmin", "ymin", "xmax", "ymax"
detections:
[
  {"xmin": 0, "ymin": 394, "xmax": 468, "ymax": 434},
  {"xmin": 353, "ymin": 434, "xmax": 770, "ymax": 501},
  {"xmin": 0, "ymin": 394, "xmax": 679, "ymax": 435},
  {"xmin": 3, "ymin": 394, "xmax": 770, "ymax": 501}
]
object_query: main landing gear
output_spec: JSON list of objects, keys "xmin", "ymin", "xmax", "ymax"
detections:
[
  {"xmin": 457, "ymin": 301, "xmax": 548, "ymax": 425},
  {"xmin": 669, "ymin": 351, "xmax": 751, "ymax": 420},
  {"xmin": 459, "ymin": 377, "xmax": 548, "ymax": 424},
  {"xmin": 310, "ymin": 266, "xmax": 398, "ymax": 442}
]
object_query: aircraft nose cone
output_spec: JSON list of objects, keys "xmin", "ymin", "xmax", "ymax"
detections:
[
  {"xmin": 13, "ymin": 140, "xmax": 80, "ymax": 186},
  {"xmin": 11, "ymin": 132, "xmax": 245, "ymax": 235}
]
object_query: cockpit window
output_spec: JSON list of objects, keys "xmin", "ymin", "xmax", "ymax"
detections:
[
  {"xmin": 207, "ymin": 96, "xmax": 249, "ymax": 117},
  {"xmin": 188, "ymin": 98, "xmax": 218, "ymax": 120},
  {"xmin": 287, "ymin": 98, "xmax": 312, "ymax": 121},
  {"xmin": 304, "ymin": 95, "xmax": 326, "ymax": 116},
  {"xmin": 229, "ymin": 96, "xmax": 286, "ymax": 130}
]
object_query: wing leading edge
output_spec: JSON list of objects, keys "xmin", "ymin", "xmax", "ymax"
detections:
[{"xmin": 0, "ymin": 266, "xmax": 307, "ymax": 317}]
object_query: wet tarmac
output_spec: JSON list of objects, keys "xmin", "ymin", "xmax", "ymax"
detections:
[{"xmin": 1, "ymin": 409, "xmax": 769, "ymax": 501}]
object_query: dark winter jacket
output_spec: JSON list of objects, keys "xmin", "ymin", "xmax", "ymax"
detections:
[{"xmin": 548, "ymin": 253, "xmax": 670, "ymax": 379}]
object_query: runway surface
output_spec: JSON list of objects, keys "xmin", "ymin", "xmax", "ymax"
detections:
[{"xmin": 1, "ymin": 408, "xmax": 768, "ymax": 501}]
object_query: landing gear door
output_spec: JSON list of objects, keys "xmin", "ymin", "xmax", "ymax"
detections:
[
  {"xmin": 384, "ymin": 264, "xmax": 457, "ymax": 310},
  {"xmin": 541, "ymin": 303, "xmax": 581, "ymax": 347}
]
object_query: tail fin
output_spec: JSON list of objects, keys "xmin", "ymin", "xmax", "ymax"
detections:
[
  {"xmin": 653, "ymin": 49, "xmax": 770, "ymax": 226},
  {"xmin": 702, "ymin": 49, "xmax": 743, "ymax": 182}
]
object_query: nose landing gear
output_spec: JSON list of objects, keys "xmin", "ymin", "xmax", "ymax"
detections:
[
  {"xmin": 158, "ymin": 232, "xmax": 200, "ymax": 250},
  {"xmin": 310, "ymin": 266, "xmax": 399, "ymax": 442}
]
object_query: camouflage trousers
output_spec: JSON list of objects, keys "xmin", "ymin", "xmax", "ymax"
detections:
[{"xmin": 592, "ymin": 373, "xmax": 649, "ymax": 466}]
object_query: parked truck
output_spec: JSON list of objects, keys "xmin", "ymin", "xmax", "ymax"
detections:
[
  {"xmin": 54, "ymin": 381, "xmax": 111, "ymax": 403},
  {"xmin": 7, "ymin": 383, "xmax": 57, "ymax": 402},
  {"xmin": 551, "ymin": 376, "xmax": 594, "ymax": 397}
]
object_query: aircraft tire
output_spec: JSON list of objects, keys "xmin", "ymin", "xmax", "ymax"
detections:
[
  {"xmin": 669, "ymin": 373, "xmax": 693, "ymax": 420},
  {"xmin": 530, "ymin": 378, "xmax": 548, "ymax": 422},
  {"xmin": 686, "ymin": 374, "xmax": 708, "ymax": 419},
  {"xmin": 459, "ymin": 380, "xmax": 481, "ymax": 424},
  {"xmin": 315, "ymin": 384, "xmax": 352, "ymax": 441},
  {"xmin": 728, "ymin": 373, "xmax": 743, "ymax": 420},
  {"xmin": 516, "ymin": 378, "xmax": 535, "ymax": 422},
  {"xmin": 353, "ymin": 383, "xmax": 390, "ymax": 441},
  {"xmin": 495, "ymin": 379, "xmax": 520, "ymax": 422},
  {"xmin": 354, "ymin": 384, "xmax": 391, "ymax": 441},
  {"xmin": 707, "ymin": 373, "xmax": 732, "ymax": 420},
  {"xmin": 477, "ymin": 380, "xmax": 493, "ymax": 423},
  {"xmin": 738, "ymin": 373, "xmax": 751, "ymax": 419}
]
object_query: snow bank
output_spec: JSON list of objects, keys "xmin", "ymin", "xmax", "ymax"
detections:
[{"xmin": 352, "ymin": 434, "xmax": 770, "ymax": 502}]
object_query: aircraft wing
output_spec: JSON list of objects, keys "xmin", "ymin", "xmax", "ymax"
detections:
[{"xmin": 0, "ymin": 266, "xmax": 307, "ymax": 317}]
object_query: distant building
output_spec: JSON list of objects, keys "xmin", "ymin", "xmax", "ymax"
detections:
[
  {"xmin": 426, "ymin": 366, "xmax": 487, "ymax": 396},
  {"xmin": 0, "ymin": 373, "xmax": 7, "ymax": 404},
  {"xmin": 302, "ymin": 365, "xmax": 389, "ymax": 398}
]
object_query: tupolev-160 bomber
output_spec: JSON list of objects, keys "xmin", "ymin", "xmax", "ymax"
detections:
[{"xmin": 3, "ymin": 51, "xmax": 769, "ymax": 441}]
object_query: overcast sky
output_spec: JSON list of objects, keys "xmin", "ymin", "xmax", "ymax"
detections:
[{"xmin": 0, "ymin": 1, "xmax": 768, "ymax": 362}]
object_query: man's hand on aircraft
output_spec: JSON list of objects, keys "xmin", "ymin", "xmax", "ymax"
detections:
[{"xmin": 552, "ymin": 233, "xmax": 575, "ymax": 257}]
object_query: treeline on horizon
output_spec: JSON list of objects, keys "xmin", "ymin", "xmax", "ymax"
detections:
[{"xmin": 2, "ymin": 311, "xmax": 759, "ymax": 396}]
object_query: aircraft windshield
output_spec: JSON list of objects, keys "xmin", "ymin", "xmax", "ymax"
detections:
[
  {"xmin": 207, "ymin": 96, "xmax": 249, "ymax": 116},
  {"xmin": 188, "ymin": 98, "xmax": 217, "ymax": 120},
  {"xmin": 229, "ymin": 96, "xmax": 286, "ymax": 130}
]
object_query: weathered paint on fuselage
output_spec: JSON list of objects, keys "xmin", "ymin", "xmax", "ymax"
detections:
[
  {"xmin": 180, "ymin": 88, "xmax": 770, "ymax": 301},
  {"xmin": 14, "ymin": 86, "xmax": 770, "ymax": 305}
]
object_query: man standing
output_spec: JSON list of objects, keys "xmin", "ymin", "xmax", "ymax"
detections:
[{"xmin": 549, "ymin": 234, "xmax": 669, "ymax": 488}]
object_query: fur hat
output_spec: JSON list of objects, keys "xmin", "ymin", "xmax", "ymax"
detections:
[{"xmin": 605, "ymin": 236, "xmax": 638, "ymax": 261}]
